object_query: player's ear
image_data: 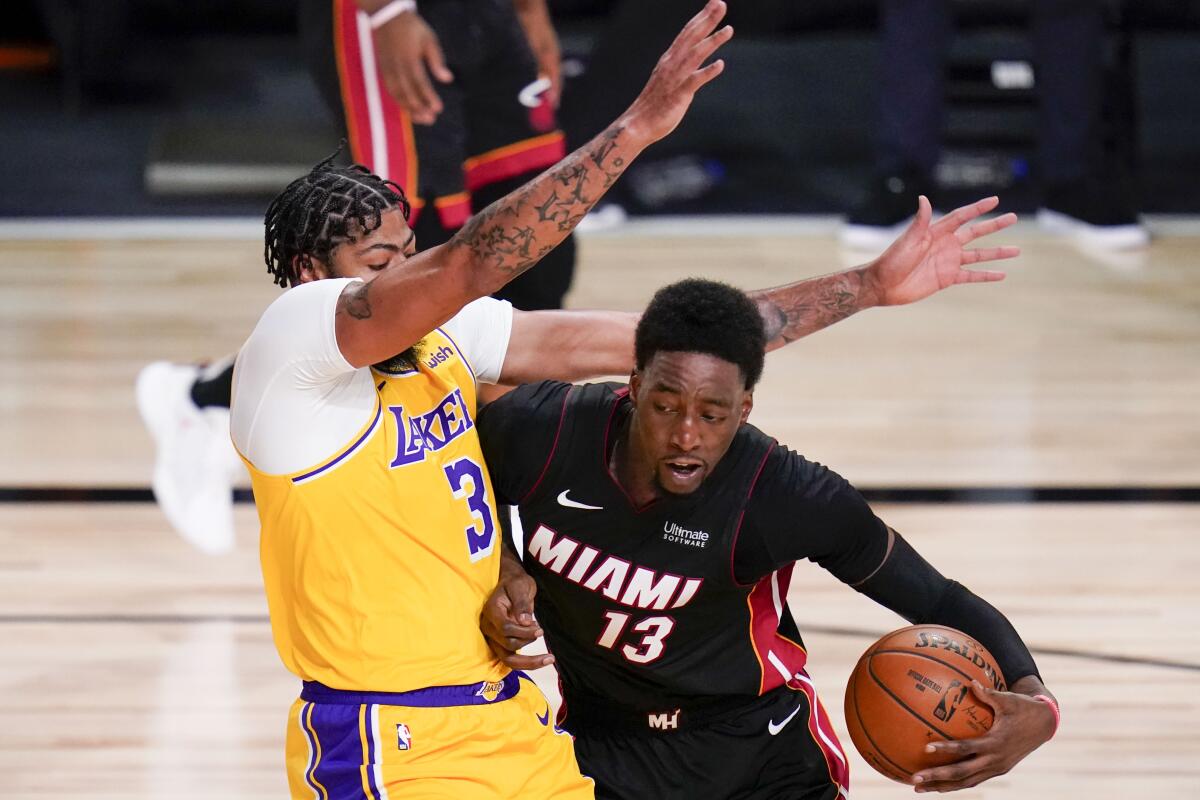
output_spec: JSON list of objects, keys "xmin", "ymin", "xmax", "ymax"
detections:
[
  {"xmin": 739, "ymin": 391, "xmax": 753, "ymax": 424},
  {"xmin": 295, "ymin": 254, "xmax": 330, "ymax": 284},
  {"xmin": 629, "ymin": 370, "xmax": 641, "ymax": 404}
]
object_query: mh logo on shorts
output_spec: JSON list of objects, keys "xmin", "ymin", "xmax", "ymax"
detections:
[
  {"xmin": 396, "ymin": 723, "xmax": 412, "ymax": 750},
  {"xmin": 475, "ymin": 678, "xmax": 505, "ymax": 702},
  {"xmin": 648, "ymin": 708, "xmax": 681, "ymax": 730}
]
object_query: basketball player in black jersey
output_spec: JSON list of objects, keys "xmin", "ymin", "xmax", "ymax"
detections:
[{"xmin": 477, "ymin": 280, "xmax": 1058, "ymax": 799}]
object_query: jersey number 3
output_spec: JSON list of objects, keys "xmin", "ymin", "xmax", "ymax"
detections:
[{"xmin": 443, "ymin": 458, "xmax": 495, "ymax": 563}]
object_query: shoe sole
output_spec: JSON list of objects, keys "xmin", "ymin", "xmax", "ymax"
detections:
[{"xmin": 1036, "ymin": 209, "xmax": 1149, "ymax": 250}]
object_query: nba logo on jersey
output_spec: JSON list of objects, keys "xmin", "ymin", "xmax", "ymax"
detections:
[
  {"xmin": 476, "ymin": 678, "xmax": 505, "ymax": 702},
  {"xmin": 396, "ymin": 723, "xmax": 412, "ymax": 750}
]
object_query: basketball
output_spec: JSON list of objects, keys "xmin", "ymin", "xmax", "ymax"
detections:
[{"xmin": 844, "ymin": 625, "xmax": 1007, "ymax": 783}]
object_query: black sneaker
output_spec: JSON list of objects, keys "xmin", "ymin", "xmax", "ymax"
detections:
[
  {"xmin": 1037, "ymin": 177, "xmax": 1148, "ymax": 250},
  {"xmin": 841, "ymin": 169, "xmax": 931, "ymax": 250}
]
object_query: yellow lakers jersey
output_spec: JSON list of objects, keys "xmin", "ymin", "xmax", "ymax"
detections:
[{"xmin": 246, "ymin": 328, "xmax": 508, "ymax": 692}]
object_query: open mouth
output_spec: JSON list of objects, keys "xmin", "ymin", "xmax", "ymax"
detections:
[{"xmin": 664, "ymin": 461, "xmax": 703, "ymax": 481}]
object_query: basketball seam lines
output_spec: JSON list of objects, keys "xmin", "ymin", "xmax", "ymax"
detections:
[
  {"xmin": 850, "ymin": 668, "xmax": 914, "ymax": 780},
  {"xmin": 866, "ymin": 650, "xmax": 989, "ymax": 743},
  {"xmin": 872, "ymin": 647, "xmax": 1003, "ymax": 691}
]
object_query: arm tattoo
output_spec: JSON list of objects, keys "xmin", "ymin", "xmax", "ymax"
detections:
[
  {"xmin": 453, "ymin": 125, "xmax": 629, "ymax": 280},
  {"xmin": 751, "ymin": 269, "xmax": 866, "ymax": 347},
  {"xmin": 338, "ymin": 279, "xmax": 373, "ymax": 321}
]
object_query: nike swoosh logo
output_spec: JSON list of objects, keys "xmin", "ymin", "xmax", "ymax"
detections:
[
  {"xmin": 767, "ymin": 703, "xmax": 803, "ymax": 736},
  {"xmin": 557, "ymin": 490, "xmax": 604, "ymax": 510},
  {"xmin": 518, "ymin": 77, "xmax": 552, "ymax": 108},
  {"xmin": 537, "ymin": 708, "xmax": 550, "ymax": 726}
]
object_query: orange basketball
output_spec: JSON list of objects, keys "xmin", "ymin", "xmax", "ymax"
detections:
[{"xmin": 844, "ymin": 625, "xmax": 1007, "ymax": 783}]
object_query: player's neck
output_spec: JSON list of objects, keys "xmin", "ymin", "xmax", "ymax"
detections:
[{"xmin": 609, "ymin": 413, "xmax": 661, "ymax": 507}]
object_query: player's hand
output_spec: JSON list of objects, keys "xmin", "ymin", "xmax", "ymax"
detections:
[
  {"xmin": 515, "ymin": 0, "xmax": 562, "ymax": 108},
  {"xmin": 911, "ymin": 681, "xmax": 1056, "ymax": 793},
  {"xmin": 480, "ymin": 569, "xmax": 555, "ymax": 670},
  {"xmin": 620, "ymin": 0, "xmax": 733, "ymax": 144},
  {"xmin": 863, "ymin": 196, "xmax": 1019, "ymax": 307},
  {"xmin": 372, "ymin": 11, "xmax": 454, "ymax": 125}
]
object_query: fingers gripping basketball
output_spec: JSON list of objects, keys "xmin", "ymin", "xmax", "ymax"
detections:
[{"xmin": 844, "ymin": 625, "xmax": 1007, "ymax": 783}]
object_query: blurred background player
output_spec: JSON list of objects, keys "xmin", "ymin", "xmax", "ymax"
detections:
[
  {"xmin": 301, "ymin": 0, "xmax": 576, "ymax": 310},
  {"xmin": 138, "ymin": 0, "xmax": 575, "ymax": 552},
  {"xmin": 842, "ymin": 0, "xmax": 1148, "ymax": 250},
  {"xmin": 560, "ymin": 0, "xmax": 1148, "ymax": 250}
]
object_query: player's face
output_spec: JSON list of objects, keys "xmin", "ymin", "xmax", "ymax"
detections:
[
  {"xmin": 298, "ymin": 207, "xmax": 417, "ymax": 283},
  {"xmin": 629, "ymin": 351, "xmax": 753, "ymax": 496}
]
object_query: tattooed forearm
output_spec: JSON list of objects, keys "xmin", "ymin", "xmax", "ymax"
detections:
[
  {"xmin": 338, "ymin": 279, "xmax": 373, "ymax": 320},
  {"xmin": 750, "ymin": 268, "xmax": 869, "ymax": 349},
  {"xmin": 452, "ymin": 124, "xmax": 636, "ymax": 282}
]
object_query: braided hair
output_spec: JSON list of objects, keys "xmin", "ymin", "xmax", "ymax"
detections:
[{"xmin": 263, "ymin": 151, "xmax": 412, "ymax": 288}]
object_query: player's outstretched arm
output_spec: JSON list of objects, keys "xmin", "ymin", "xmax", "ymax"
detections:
[
  {"xmin": 496, "ymin": 196, "xmax": 1017, "ymax": 384},
  {"xmin": 911, "ymin": 674, "xmax": 1058, "ymax": 793},
  {"xmin": 750, "ymin": 196, "xmax": 1019, "ymax": 349},
  {"xmin": 333, "ymin": 0, "xmax": 732, "ymax": 368}
]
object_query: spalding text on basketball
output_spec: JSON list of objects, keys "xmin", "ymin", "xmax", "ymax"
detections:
[{"xmin": 913, "ymin": 632, "xmax": 1006, "ymax": 690}]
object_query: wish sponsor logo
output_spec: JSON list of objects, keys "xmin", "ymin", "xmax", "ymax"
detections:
[
  {"xmin": 662, "ymin": 521, "xmax": 709, "ymax": 548},
  {"xmin": 424, "ymin": 345, "xmax": 455, "ymax": 370}
]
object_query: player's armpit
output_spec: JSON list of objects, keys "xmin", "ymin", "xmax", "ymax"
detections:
[{"xmin": 499, "ymin": 309, "xmax": 638, "ymax": 385}]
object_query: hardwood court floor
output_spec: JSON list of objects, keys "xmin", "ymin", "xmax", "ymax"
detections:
[
  {"xmin": 1, "ymin": 222, "xmax": 1198, "ymax": 798},
  {"xmin": 2, "ymin": 503, "xmax": 1196, "ymax": 799}
]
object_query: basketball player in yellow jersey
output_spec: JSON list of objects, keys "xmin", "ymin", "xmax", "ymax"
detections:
[
  {"xmin": 230, "ymin": 7, "xmax": 735, "ymax": 796},
  {"xmin": 230, "ymin": 3, "xmax": 1020, "ymax": 796}
]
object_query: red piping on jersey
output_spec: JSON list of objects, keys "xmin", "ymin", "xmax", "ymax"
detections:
[
  {"xmin": 433, "ymin": 192, "xmax": 472, "ymax": 229},
  {"xmin": 333, "ymin": 0, "xmax": 417, "ymax": 193},
  {"xmin": 464, "ymin": 132, "xmax": 566, "ymax": 191},
  {"xmin": 795, "ymin": 670, "xmax": 851, "ymax": 794},
  {"xmin": 728, "ymin": 444, "xmax": 774, "ymax": 587},
  {"xmin": 521, "ymin": 385, "xmax": 574, "ymax": 504},
  {"xmin": 746, "ymin": 565, "xmax": 809, "ymax": 695},
  {"xmin": 555, "ymin": 675, "xmax": 569, "ymax": 728},
  {"xmin": 602, "ymin": 386, "xmax": 660, "ymax": 514}
]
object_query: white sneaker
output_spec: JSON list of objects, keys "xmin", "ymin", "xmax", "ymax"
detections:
[
  {"xmin": 1036, "ymin": 208, "xmax": 1149, "ymax": 250},
  {"xmin": 135, "ymin": 361, "xmax": 236, "ymax": 555},
  {"xmin": 577, "ymin": 203, "xmax": 628, "ymax": 233},
  {"xmin": 839, "ymin": 218, "xmax": 913, "ymax": 254}
]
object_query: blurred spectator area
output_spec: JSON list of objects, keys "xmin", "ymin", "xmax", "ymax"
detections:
[{"xmin": 2, "ymin": 0, "xmax": 1199, "ymax": 215}]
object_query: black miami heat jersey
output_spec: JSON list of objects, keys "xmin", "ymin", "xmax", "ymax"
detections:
[{"xmin": 478, "ymin": 380, "xmax": 891, "ymax": 731}]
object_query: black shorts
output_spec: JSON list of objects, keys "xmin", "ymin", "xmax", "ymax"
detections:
[
  {"xmin": 304, "ymin": 0, "xmax": 565, "ymax": 227},
  {"xmin": 570, "ymin": 686, "xmax": 849, "ymax": 800}
]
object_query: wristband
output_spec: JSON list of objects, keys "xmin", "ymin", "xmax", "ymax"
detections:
[
  {"xmin": 369, "ymin": 0, "xmax": 417, "ymax": 30},
  {"xmin": 1032, "ymin": 694, "xmax": 1060, "ymax": 737}
]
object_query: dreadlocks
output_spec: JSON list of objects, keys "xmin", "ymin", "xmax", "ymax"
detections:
[{"xmin": 263, "ymin": 150, "xmax": 411, "ymax": 288}]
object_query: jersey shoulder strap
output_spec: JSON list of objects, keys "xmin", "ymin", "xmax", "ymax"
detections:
[{"xmin": 520, "ymin": 381, "xmax": 625, "ymax": 505}]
